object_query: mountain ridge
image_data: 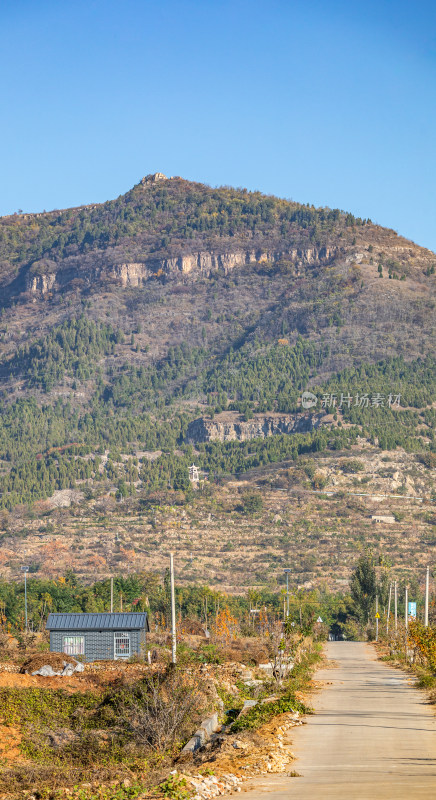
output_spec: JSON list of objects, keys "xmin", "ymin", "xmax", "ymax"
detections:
[
  {"xmin": 3, "ymin": 172, "xmax": 435, "ymax": 254},
  {"xmin": 1, "ymin": 174, "xmax": 435, "ymax": 303}
]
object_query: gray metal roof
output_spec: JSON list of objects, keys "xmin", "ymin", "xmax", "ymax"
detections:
[{"xmin": 46, "ymin": 612, "xmax": 149, "ymax": 631}]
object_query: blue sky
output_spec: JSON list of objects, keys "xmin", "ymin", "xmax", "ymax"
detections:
[{"xmin": 1, "ymin": 0, "xmax": 436, "ymax": 250}]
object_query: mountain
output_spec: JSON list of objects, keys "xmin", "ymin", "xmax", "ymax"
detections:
[
  {"xmin": 0, "ymin": 174, "xmax": 434, "ymax": 588},
  {"xmin": 1, "ymin": 172, "xmax": 435, "ymax": 360}
]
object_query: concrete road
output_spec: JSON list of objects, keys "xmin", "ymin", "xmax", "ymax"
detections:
[{"xmin": 240, "ymin": 641, "xmax": 436, "ymax": 799}]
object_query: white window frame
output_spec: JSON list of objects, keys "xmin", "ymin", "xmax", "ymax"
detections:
[
  {"xmin": 62, "ymin": 635, "xmax": 85, "ymax": 656},
  {"xmin": 114, "ymin": 631, "xmax": 131, "ymax": 658}
]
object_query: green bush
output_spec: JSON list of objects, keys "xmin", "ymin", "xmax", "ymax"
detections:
[
  {"xmin": 197, "ymin": 644, "xmax": 223, "ymax": 664},
  {"xmin": 341, "ymin": 459, "xmax": 365, "ymax": 474},
  {"xmin": 241, "ymin": 492, "xmax": 263, "ymax": 514},
  {"xmin": 229, "ymin": 694, "xmax": 308, "ymax": 733}
]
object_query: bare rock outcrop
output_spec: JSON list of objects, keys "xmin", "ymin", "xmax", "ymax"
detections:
[
  {"xmin": 186, "ymin": 412, "xmax": 322, "ymax": 443},
  {"xmin": 140, "ymin": 172, "xmax": 169, "ymax": 184},
  {"xmin": 26, "ymin": 272, "xmax": 57, "ymax": 293},
  {"xmin": 24, "ymin": 245, "xmax": 337, "ymax": 294}
]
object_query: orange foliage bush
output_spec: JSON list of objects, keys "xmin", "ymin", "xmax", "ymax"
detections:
[
  {"xmin": 408, "ymin": 620, "xmax": 436, "ymax": 672},
  {"xmin": 214, "ymin": 607, "xmax": 239, "ymax": 641}
]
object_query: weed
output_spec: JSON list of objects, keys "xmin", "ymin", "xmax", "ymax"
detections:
[
  {"xmin": 229, "ymin": 694, "xmax": 309, "ymax": 733},
  {"xmin": 416, "ymin": 672, "xmax": 436, "ymax": 690},
  {"xmin": 157, "ymin": 773, "xmax": 190, "ymax": 799}
]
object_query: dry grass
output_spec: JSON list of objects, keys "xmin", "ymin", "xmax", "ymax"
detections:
[{"xmin": 1, "ymin": 444, "xmax": 433, "ymax": 596}]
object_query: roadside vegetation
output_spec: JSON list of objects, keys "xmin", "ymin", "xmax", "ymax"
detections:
[
  {"xmin": 0, "ymin": 584, "xmax": 323, "ymax": 800},
  {"xmin": 346, "ymin": 553, "xmax": 436, "ymax": 702},
  {"xmin": 375, "ymin": 616, "xmax": 436, "ymax": 700}
]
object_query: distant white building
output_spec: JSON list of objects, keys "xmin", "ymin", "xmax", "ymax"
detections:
[
  {"xmin": 371, "ymin": 515, "xmax": 395, "ymax": 524},
  {"xmin": 189, "ymin": 464, "xmax": 199, "ymax": 483}
]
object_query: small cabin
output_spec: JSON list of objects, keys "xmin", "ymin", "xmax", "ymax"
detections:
[{"xmin": 46, "ymin": 612, "xmax": 149, "ymax": 662}]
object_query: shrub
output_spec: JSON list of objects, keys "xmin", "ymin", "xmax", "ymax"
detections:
[
  {"xmin": 408, "ymin": 620, "xmax": 436, "ymax": 672},
  {"xmin": 312, "ymin": 471, "xmax": 328, "ymax": 490},
  {"xmin": 197, "ymin": 644, "xmax": 223, "ymax": 664},
  {"xmin": 341, "ymin": 459, "xmax": 365, "ymax": 474},
  {"xmin": 302, "ymin": 462, "xmax": 316, "ymax": 480},
  {"xmin": 417, "ymin": 452, "xmax": 436, "ymax": 469},
  {"xmin": 240, "ymin": 492, "xmax": 263, "ymax": 514},
  {"xmin": 230, "ymin": 693, "xmax": 308, "ymax": 733},
  {"xmin": 114, "ymin": 668, "xmax": 206, "ymax": 751}
]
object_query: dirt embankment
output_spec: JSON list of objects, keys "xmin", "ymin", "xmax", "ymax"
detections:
[
  {"xmin": 0, "ymin": 720, "xmax": 22, "ymax": 764},
  {"xmin": 0, "ymin": 652, "xmax": 150, "ymax": 693}
]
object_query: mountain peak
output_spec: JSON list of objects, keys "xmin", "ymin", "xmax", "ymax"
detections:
[{"xmin": 140, "ymin": 172, "xmax": 169, "ymax": 185}]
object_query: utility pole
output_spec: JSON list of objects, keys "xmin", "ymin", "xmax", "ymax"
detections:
[
  {"xmin": 110, "ymin": 577, "xmax": 114, "ymax": 613},
  {"xmin": 405, "ymin": 585, "xmax": 409, "ymax": 664},
  {"xmin": 405, "ymin": 585, "xmax": 408, "ymax": 631},
  {"xmin": 284, "ymin": 568, "xmax": 291, "ymax": 619},
  {"xmin": 170, "ymin": 553, "xmax": 177, "ymax": 664},
  {"xmin": 394, "ymin": 580, "xmax": 398, "ymax": 633},
  {"xmin": 386, "ymin": 583, "xmax": 392, "ymax": 636},
  {"xmin": 204, "ymin": 594, "xmax": 208, "ymax": 636},
  {"xmin": 21, "ymin": 567, "xmax": 29, "ymax": 632},
  {"xmin": 375, "ymin": 595, "xmax": 379, "ymax": 642},
  {"xmin": 424, "ymin": 565, "xmax": 430, "ymax": 627}
]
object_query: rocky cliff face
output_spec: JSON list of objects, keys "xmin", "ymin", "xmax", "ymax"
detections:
[
  {"xmin": 25, "ymin": 245, "xmax": 338, "ymax": 294},
  {"xmin": 186, "ymin": 412, "xmax": 322, "ymax": 443},
  {"xmin": 26, "ymin": 273, "xmax": 57, "ymax": 293}
]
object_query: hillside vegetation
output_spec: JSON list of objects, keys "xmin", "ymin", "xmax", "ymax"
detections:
[
  {"xmin": 0, "ymin": 175, "xmax": 434, "ymax": 587},
  {"xmin": 0, "ymin": 175, "xmax": 364, "ymax": 282}
]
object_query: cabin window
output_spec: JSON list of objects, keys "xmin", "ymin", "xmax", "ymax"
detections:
[
  {"xmin": 62, "ymin": 635, "xmax": 85, "ymax": 656},
  {"xmin": 114, "ymin": 632, "xmax": 130, "ymax": 658}
]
